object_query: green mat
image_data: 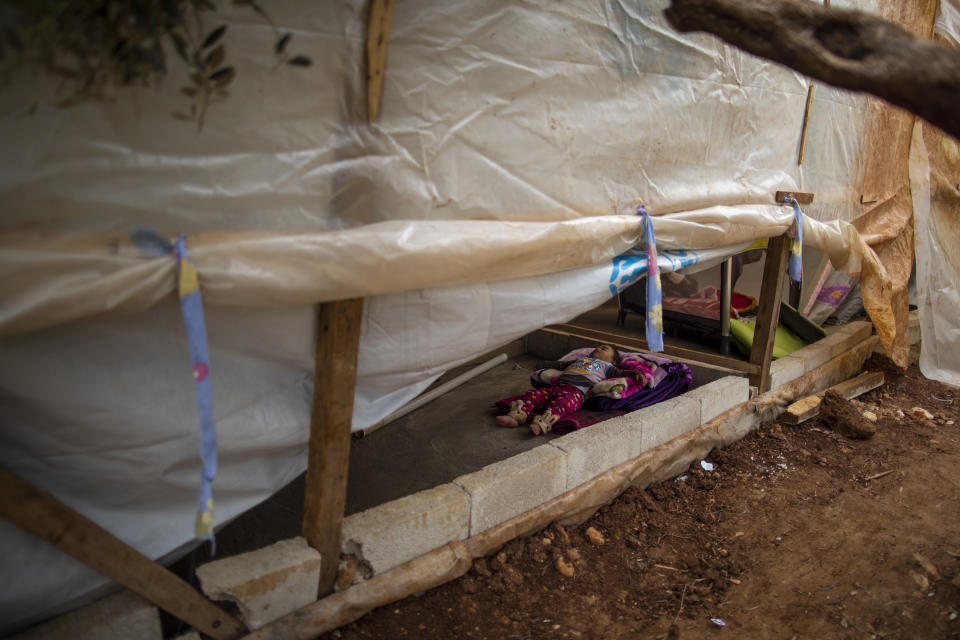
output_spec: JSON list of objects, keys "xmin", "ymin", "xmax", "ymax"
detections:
[{"xmin": 730, "ymin": 319, "xmax": 807, "ymax": 359}]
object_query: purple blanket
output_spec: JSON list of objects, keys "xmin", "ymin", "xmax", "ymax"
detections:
[{"xmin": 493, "ymin": 355, "xmax": 693, "ymax": 433}]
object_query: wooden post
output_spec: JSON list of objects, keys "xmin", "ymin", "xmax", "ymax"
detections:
[
  {"xmin": 303, "ymin": 298, "xmax": 365, "ymax": 596},
  {"xmin": 366, "ymin": 0, "xmax": 394, "ymax": 121},
  {"xmin": 0, "ymin": 466, "xmax": 246, "ymax": 640},
  {"xmin": 749, "ymin": 233, "xmax": 792, "ymax": 392}
]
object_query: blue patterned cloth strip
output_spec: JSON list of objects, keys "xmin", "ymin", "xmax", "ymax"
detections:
[
  {"xmin": 639, "ymin": 205, "xmax": 664, "ymax": 352},
  {"xmin": 172, "ymin": 236, "xmax": 218, "ymax": 550},
  {"xmin": 788, "ymin": 197, "xmax": 804, "ymax": 283}
]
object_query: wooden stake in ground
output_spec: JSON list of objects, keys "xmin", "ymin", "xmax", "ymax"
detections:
[
  {"xmin": 749, "ymin": 233, "xmax": 791, "ymax": 392},
  {"xmin": 664, "ymin": 0, "xmax": 960, "ymax": 140},
  {"xmin": 303, "ymin": 298, "xmax": 365, "ymax": 596}
]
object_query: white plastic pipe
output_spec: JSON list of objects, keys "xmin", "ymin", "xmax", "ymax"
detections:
[{"xmin": 359, "ymin": 353, "xmax": 509, "ymax": 436}]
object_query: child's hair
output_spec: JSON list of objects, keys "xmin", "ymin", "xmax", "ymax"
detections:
[{"xmin": 605, "ymin": 345, "xmax": 623, "ymax": 364}]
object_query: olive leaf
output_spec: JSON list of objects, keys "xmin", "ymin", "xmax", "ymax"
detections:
[
  {"xmin": 202, "ymin": 25, "xmax": 227, "ymax": 49},
  {"xmin": 170, "ymin": 32, "xmax": 190, "ymax": 63},
  {"xmin": 210, "ymin": 66, "xmax": 235, "ymax": 87},
  {"xmin": 204, "ymin": 44, "xmax": 224, "ymax": 69},
  {"xmin": 287, "ymin": 55, "xmax": 312, "ymax": 67},
  {"xmin": 275, "ymin": 33, "xmax": 291, "ymax": 54}
]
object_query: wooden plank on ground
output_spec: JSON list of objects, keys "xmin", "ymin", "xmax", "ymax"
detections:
[
  {"xmin": 0, "ymin": 466, "xmax": 246, "ymax": 640},
  {"xmin": 783, "ymin": 370, "xmax": 884, "ymax": 424},
  {"xmin": 303, "ymin": 298, "xmax": 365, "ymax": 596},
  {"xmin": 366, "ymin": 0, "xmax": 394, "ymax": 121},
  {"xmin": 547, "ymin": 324, "xmax": 761, "ymax": 375},
  {"xmin": 749, "ymin": 233, "xmax": 792, "ymax": 392}
]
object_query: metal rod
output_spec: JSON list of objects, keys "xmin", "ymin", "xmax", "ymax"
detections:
[{"xmin": 720, "ymin": 257, "xmax": 733, "ymax": 355}]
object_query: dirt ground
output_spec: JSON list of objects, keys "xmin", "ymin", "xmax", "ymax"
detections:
[{"xmin": 322, "ymin": 355, "xmax": 960, "ymax": 640}]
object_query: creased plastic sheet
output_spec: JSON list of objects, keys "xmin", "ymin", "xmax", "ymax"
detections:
[
  {"xmin": 912, "ymin": 0, "xmax": 960, "ymax": 387},
  {"xmin": 0, "ymin": 0, "xmax": 898, "ymax": 632}
]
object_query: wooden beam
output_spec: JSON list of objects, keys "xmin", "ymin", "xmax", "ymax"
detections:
[
  {"xmin": 783, "ymin": 370, "xmax": 884, "ymax": 424},
  {"xmin": 749, "ymin": 233, "xmax": 792, "ymax": 392},
  {"xmin": 303, "ymin": 298, "xmax": 365, "ymax": 596},
  {"xmin": 0, "ymin": 466, "xmax": 246, "ymax": 640},
  {"xmin": 797, "ymin": 85, "xmax": 815, "ymax": 165},
  {"xmin": 775, "ymin": 190, "xmax": 814, "ymax": 204},
  {"xmin": 547, "ymin": 324, "xmax": 761, "ymax": 375},
  {"xmin": 366, "ymin": 0, "xmax": 395, "ymax": 121}
]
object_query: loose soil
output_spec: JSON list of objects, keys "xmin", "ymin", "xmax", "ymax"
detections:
[{"xmin": 323, "ymin": 355, "xmax": 960, "ymax": 640}]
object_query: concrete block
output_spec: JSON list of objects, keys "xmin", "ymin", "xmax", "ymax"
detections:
[
  {"xmin": 341, "ymin": 483, "xmax": 470, "ymax": 576},
  {"xmin": 454, "ymin": 444, "xmax": 567, "ymax": 536},
  {"xmin": 196, "ymin": 537, "xmax": 321, "ymax": 630},
  {"xmin": 638, "ymin": 395, "xmax": 701, "ymax": 452},
  {"xmin": 550, "ymin": 412, "xmax": 644, "ymax": 490},
  {"xmin": 819, "ymin": 321, "xmax": 873, "ymax": 359},
  {"xmin": 12, "ymin": 590, "xmax": 161, "ymax": 640},
  {"xmin": 768, "ymin": 355, "xmax": 805, "ymax": 389},
  {"xmin": 685, "ymin": 376, "xmax": 749, "ymax": 424},
  {"xmin": 790, "ymin": 339, "xmax": 834, "ymax": 373}
]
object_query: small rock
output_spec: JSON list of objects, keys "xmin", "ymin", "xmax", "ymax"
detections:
[
  {"xmin": 585, "ymin": 527, "xmax": 605, "ymax": 546},
  {"xmin": 541, "ymin": 537, "xmax": 552, "ymax": 546},
  {"xmin": 555, "ymin": 556, "xmax": 575, "ymax": 578},
  {"xmin": 947, "ymin": 420, "xmax": 955, "ymax": 426},
  {"xmin": 568, "ymin": 549, "xmax": 582, "ymax": 562},
  {"xmin": 912, "ymin": 407, "xmax": 934, "ymax": 420},
  {"xmin": 862, "ymin": 411, "xmax": 878, "ymax": 423},
  {"xmin": 496, "ymin": 551, "xmax": 508, "ymax": 565},
  {"xmin": 896, "ymin": 409, "xmax": 905, "ymax": 418}
]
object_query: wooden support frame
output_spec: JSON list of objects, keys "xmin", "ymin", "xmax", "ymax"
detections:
[
  {"xmin": 366, "ymin": 0, "xmax": 395, "ymax": 121},
  {"xmin": 303, "ymin": 298, "xmax": 365, "ymax": 596},
  {"xmin": 0, "ymin": 466, "xmax": 246, "ymax": 640},
  {"xmin": 561, "ymin": 231, "xmax": 793, "ymax": 393},
  {"xmin": 547, "ymin": 324, "xmax": 760, "ymax": 375},
  {"xmin": 749, "ymin": 233, "xmax": 792, "ymax": 392}
]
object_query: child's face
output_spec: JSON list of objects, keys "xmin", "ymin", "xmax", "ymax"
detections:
[{"xmin": 591, "ymin": 345, "xmax": 616, "ymax": 363}]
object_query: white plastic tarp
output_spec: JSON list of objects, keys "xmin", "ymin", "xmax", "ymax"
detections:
[
  {"xmin": 912, "ymin": 0, "xmax": 960, "ymax": 387},
  {"xmin": 0, "ymin": 0, "xmax": 892, "ymax": 632}
]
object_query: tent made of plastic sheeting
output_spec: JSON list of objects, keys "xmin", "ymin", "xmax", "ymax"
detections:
[{"xmin": 0, "ymin": 0, "xmax": 948, "ymax": 633}]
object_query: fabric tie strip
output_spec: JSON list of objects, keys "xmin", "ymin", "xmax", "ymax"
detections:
[
  {"xmin": 639, "ymin": 205, "xmax": 664, "ymax": 352},
  {"xmin": 786, "ymin": 196, "xmax": 804, "ymax": 284},
  {"xmin": 131, "ymin": 230, "xmax": 217, "ymax": 550}
]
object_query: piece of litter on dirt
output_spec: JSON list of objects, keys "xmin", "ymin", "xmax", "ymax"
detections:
[
  {"xmin": 728, "ymin": 577, "xmax": 741, "ymax": 584},
  {"xmin": 710, "ymin": 617, "xmax": 726, "ymax": 627},
  {"xmin": 701, "ymin": 460, "xmax": 715, "ymax": 472},
  {"xmin": 676, "ymin": 474, "xmax": 689, "ymax": 482},
  {"xmin": 948, "ymin": 420, "xmax": 955, "ymax": 426},
  {"xmin": 949, "ymin": 610, "xmax": 958, "ymax": 621},
  {"xmin": 931, "ymin": 392, "xmax": 953, "ymax": 403},
  {"xmin": 911, "ymin": 407, "xmax": 934, "ymax": 420}
]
